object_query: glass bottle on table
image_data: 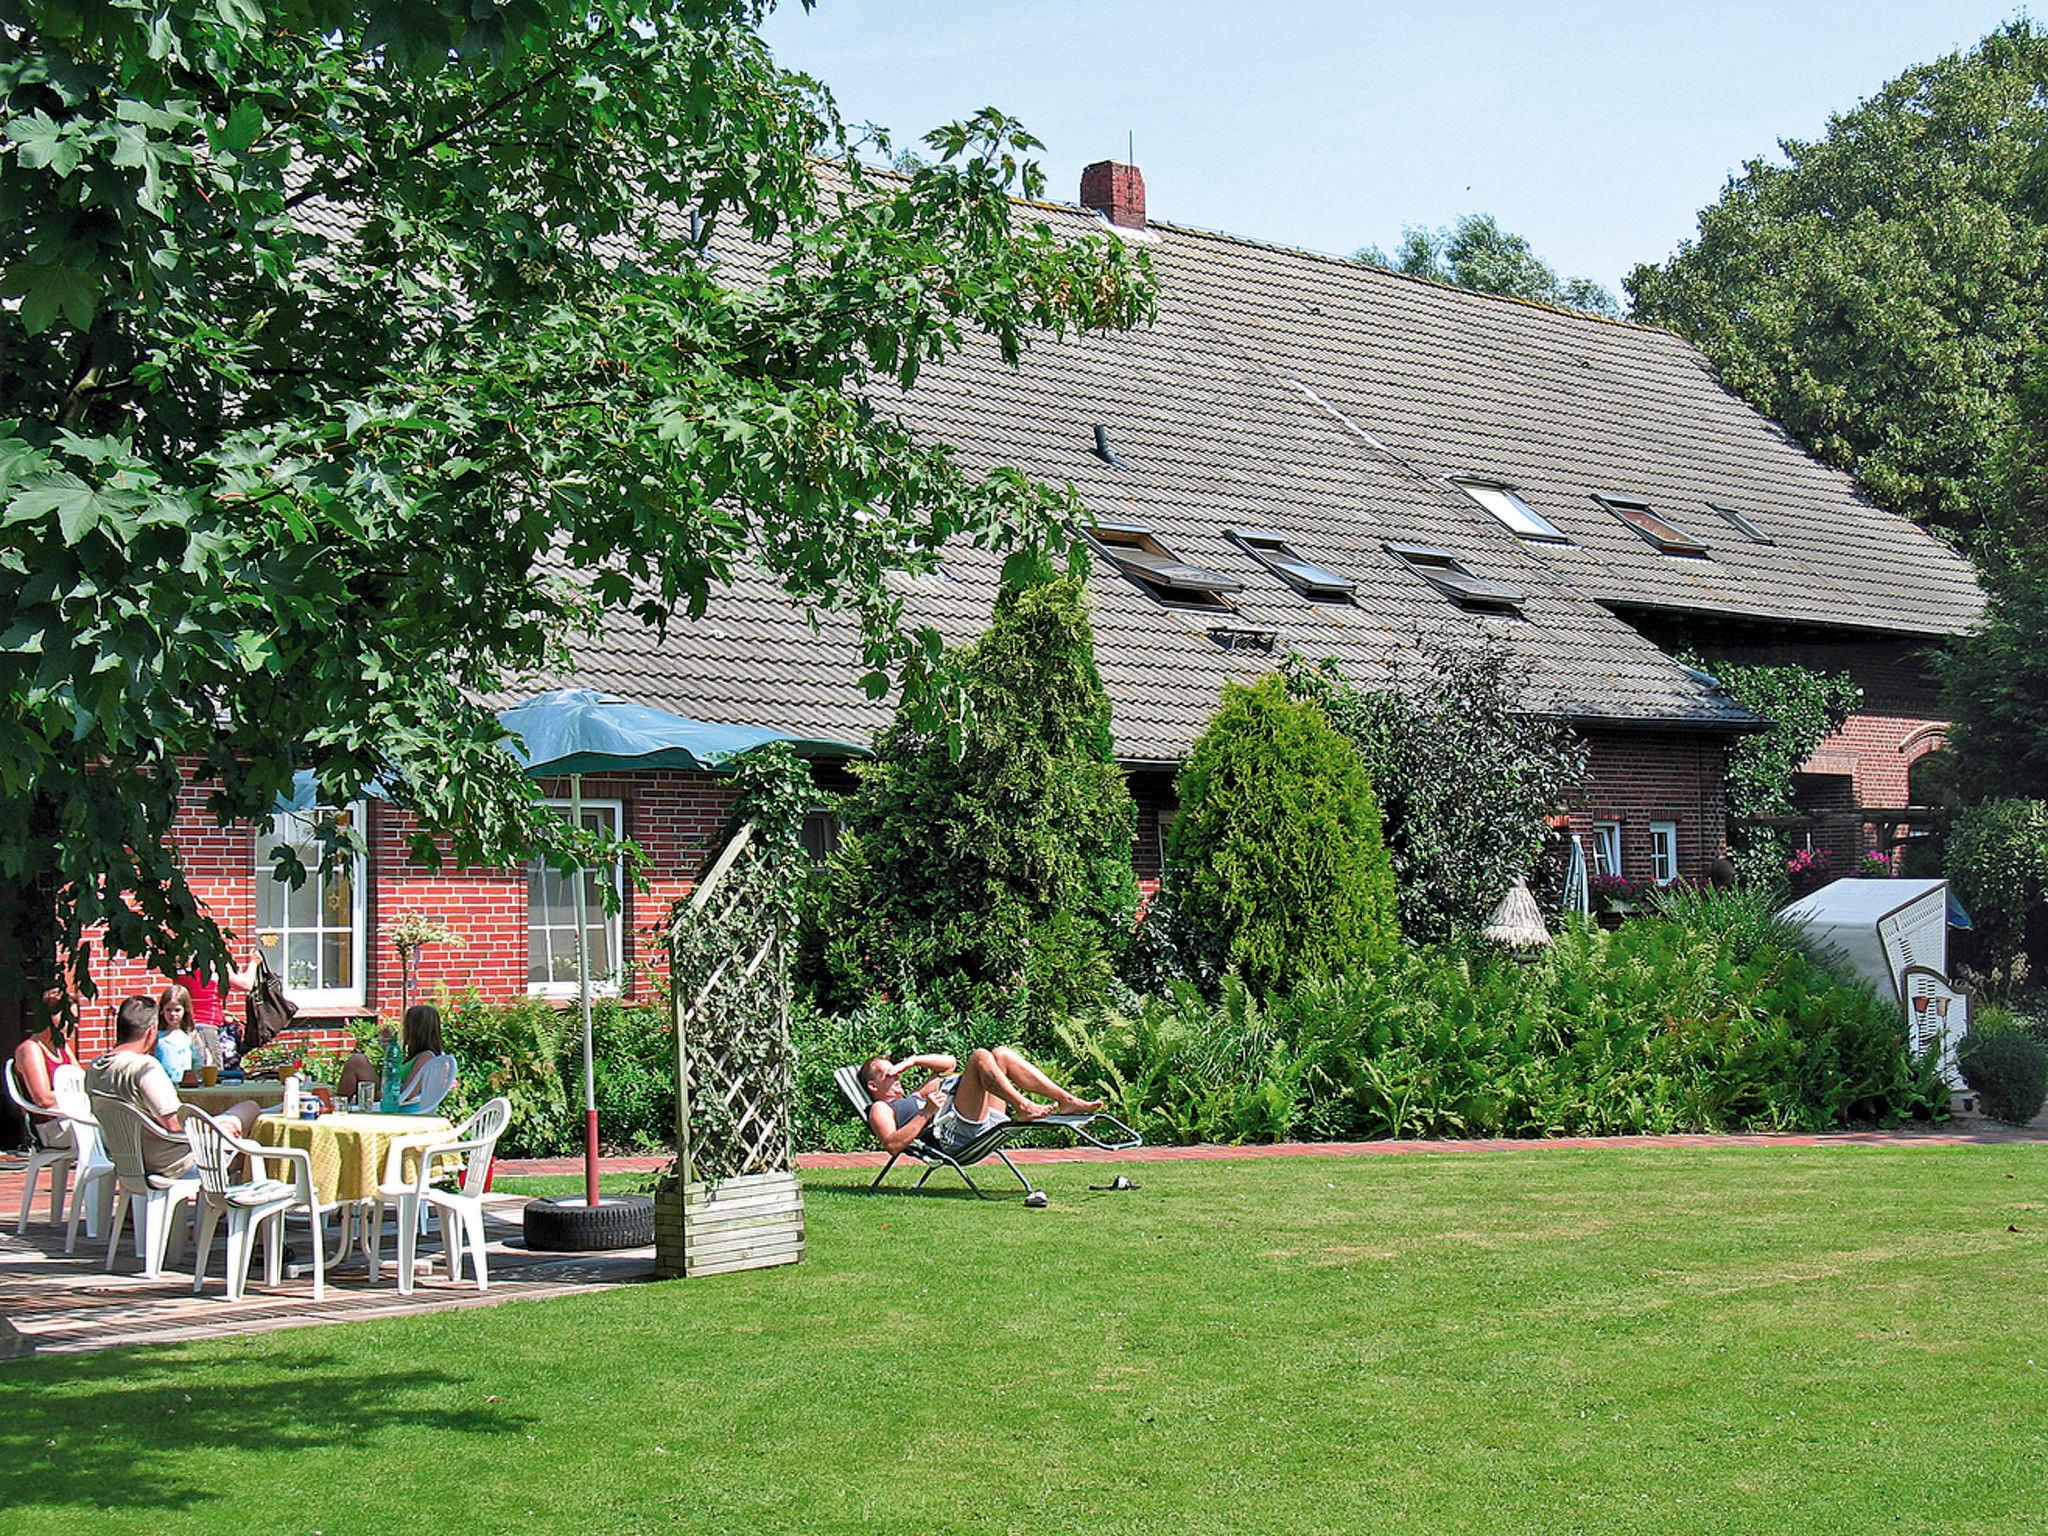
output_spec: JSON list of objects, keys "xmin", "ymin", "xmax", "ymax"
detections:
[{"xmin": 380, "ymin": 1030, "xmax": 403, "ymax": 1113}]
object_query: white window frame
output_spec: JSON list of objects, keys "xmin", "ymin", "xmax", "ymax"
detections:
[
  {"xmin": 1590, "ymin": 821, "xmax": 1623, "ymax": 880},
  {"xmin": 526, "ymin": 798, "xmax": 626, "ymax": 1001},
  {"xmin": 255, "ymin": 801, "xmax": 369, "ymax": 1013},
  {"xmin": 1649, "ymin": 821, "xmax": 1680, "ymax": 886},
  {"xmin": 1450, "ymin": 477, "xmax": 1570, "ymax": 543}
]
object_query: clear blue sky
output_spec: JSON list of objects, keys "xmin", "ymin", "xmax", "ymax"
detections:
[{"xmin": 761, "ymin": 1, "xmax": 2029, "ymax": 297}]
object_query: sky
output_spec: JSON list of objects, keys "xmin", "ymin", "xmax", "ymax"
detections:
[{"xmin": 760, "ymin": 1, "xmax": 2030, "ymax": 298}]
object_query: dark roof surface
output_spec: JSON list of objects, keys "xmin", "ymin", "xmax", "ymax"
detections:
[{"xmin": 451, "ymin": 178, "xmax": 1979, "ymax": 759}]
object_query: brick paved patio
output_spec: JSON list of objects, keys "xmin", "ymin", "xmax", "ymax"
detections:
[{"xmin": 0, "ymin": 1181, "xmax": 654, "ymax": 1357}]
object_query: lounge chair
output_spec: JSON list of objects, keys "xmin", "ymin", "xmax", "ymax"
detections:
[{"xmin": 835, "ymin": 1066, "xmax": 1141, "ymax": 1200}]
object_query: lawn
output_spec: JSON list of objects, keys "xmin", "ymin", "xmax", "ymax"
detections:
[{"xmin": 3, "ymin": 1145, "xmax": 2044, "ymax": 1535}]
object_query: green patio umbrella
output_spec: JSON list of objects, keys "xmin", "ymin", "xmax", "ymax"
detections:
[{"xmin": 498, "ymin": 689, "xmax": 860, "ymax": 1209}]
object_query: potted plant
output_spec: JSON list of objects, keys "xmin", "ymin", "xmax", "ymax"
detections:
[{"xmin": 382, "ymin": 911, "xmax": 466, "ymax": 1020}]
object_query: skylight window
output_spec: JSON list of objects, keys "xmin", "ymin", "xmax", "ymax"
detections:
[
  {"xmin": 1595, "ymin": 495, "xmax": 1709, "ymax": 556},
  {"xmin": 1711, "ymin": 504, "xmax": 1774, "ymax": 545},
  {"xmin": 1384, "ymin": 543, "xmax": 1526, "ymax": 613},
  {"xmin": 1450, "ymin": 478, "xmax": 1569, "ymax": 543},
  {"xmin": 1227, "ymin": 530, "xmax": 1356, "ymax": 601},
  {"xmin": 1085, "ymin": 524, "xmax": 1243, "ymax": 611}
]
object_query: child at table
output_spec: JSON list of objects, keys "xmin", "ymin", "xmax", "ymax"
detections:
[{"xmin": 153, "ymin": 985, "xmax": 202, "ymax": 1088}]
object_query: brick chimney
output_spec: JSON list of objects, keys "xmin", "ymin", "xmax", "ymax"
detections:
[{"xmin": 1080, "ymin": 160, "xmax": 1146, "ymax": 229}]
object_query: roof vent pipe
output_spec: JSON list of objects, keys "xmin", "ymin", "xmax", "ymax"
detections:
[{"xmin": 1093, "ymin": 425, "xmax": 1130, "ymax": 468}]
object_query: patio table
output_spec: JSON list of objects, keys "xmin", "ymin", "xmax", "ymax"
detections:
[{"xmin": 251, "ymin": 1110, "xmax": 453, "ymax": 1206}]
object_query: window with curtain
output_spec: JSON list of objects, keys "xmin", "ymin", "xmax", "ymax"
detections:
[{"xmin": 256, "ymin": 803, "xmax": 368, "ymax": 1010}]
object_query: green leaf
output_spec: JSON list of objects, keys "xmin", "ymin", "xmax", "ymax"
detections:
[
  {"xmin": 6, "ymin": 473, "xmax": 103, "ymax": 544},
  {"xmin": 2, "ymin": 262, "xmax": 99, "ymax": 334},
  {"xmin": 220, "ymin": 99, "xmax": 263, "ymax": 154},
  {"xmin": 5, "ymin": 111, "xmax": 83, "ymax": 177}
]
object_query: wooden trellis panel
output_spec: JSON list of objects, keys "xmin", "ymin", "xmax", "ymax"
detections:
[{"xmin": 657, "ymin": 820, "xmax": 804, "ymax": 1278}]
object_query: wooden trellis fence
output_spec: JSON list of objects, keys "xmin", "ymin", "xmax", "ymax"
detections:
[{"xmin": 654, "ymin": 820, "xmax": 805, "ymax": 1278}]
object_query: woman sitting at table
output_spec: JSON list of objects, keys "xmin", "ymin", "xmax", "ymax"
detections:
[{"xmin": 335, "ymin": 1005, "xmax": 457, "ymax": 1111}]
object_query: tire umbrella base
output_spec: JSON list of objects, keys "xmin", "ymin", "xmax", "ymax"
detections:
[{"xmin": 522, "ymin": 1194, "xmax": 656, "ymax": 1252}]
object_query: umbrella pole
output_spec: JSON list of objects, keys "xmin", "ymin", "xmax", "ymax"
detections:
[{"xmin": 572, "ymin": 773, "xmax": 599, "ymax": 1207}]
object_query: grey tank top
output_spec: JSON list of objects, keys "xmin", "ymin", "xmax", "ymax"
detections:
[{"xmin": 884, "ymin": 1075, "xmax": 958, "ymax": 1129}]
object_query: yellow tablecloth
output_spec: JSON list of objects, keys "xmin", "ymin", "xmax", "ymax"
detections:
[
  {"xmin": 182, "ymin": 1082, "xmax": 286, "ymax": 1114},
  {"xmin": 251, "ymin": 1111, "xmax": 453, "ymax": 1205}
]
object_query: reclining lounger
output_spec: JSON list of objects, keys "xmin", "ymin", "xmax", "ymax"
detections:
[{"xmin": 834, "ymin": 1066, "xmax": 1143, "ymax": 1199}]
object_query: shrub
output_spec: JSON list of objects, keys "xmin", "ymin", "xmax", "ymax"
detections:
[
  {"xmin": 1166, "ymin": 675, "xmax": 1399, "ymax": 994},
  {"xmin": 1049, "ymin": 887, "xmax": 1944, "ymax": 1146},
  {"xmin": 1957, "ymin": 1022, "xmax": 2048, "ymax": 1124},
  {"xmin": 430, "ymin": 988, "xmax": 673, "ymax": 1157},
  {"xmin": 819, "ymin": 574, "xmax": 1137, "ymax": 1015},
  {"xmin": 1290, "ymin": 643, "xmax": 1587, "ymax": 943},
  {"xmin": 1948, "ymin": 799, "xmax": 2048, "ymax": 975}
]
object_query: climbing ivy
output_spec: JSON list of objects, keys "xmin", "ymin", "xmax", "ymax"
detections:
[{"xmin": 1679, "ymin": 654, "xmax": 1863, "ymax": 890}]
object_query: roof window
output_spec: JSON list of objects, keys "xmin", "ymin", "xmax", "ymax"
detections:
[
  {"xmin": 1595, "ymin": 495, "xmax": 1709, "ymax": 556},
  {"xmin": 1711, "ymin": 504, "xmax": 1774, "ymax": 545},
  {"xmin": 1450, "ymin": 478, "xmax": 1569, "ymax": 543},
  {"xmin": 1384, "ymin": 543, "xmax": 1526, "ymax": 613},
  {"xmin": 1227, "ymin": 529, "xmax": 1356, "ymax": 601},
  {"xmin": 1085, "ymin": 524, "xmax": 1243, "ymax": 611}
]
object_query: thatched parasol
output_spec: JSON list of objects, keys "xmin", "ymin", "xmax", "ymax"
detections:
[{"xmin": 1481, "ymin": 877, "xmax": 1552, "ymax": 951}]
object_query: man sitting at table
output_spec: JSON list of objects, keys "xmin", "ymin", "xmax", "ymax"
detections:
[{"xmin": 85, "ymin": 996, "xmax": 262, "ymax": 1176}]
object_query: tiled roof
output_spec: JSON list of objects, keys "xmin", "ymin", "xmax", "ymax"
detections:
[{"xmin": 315, "ymin": 170, "xmax": 1974, "ymax": 759}]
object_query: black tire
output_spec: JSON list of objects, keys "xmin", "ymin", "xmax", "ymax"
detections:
[{"xmin": 521, "ymin": 1193, "xmax": 655, "ymax": 1252}]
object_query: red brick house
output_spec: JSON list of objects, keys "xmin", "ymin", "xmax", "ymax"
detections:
[{"xmin": 56, "ymin": 162, "xmax": 1981, "ymax": 1056}]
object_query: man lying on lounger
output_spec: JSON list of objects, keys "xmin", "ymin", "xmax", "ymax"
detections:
[{"xmin": 861, "ymin": 1048, "xmax": 1104, "ymax": 1157}]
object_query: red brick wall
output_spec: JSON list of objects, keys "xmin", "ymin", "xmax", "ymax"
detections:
[
  {"xmin": 1562, "ymin": 728, "xmax": 1730, "ymax": 883},
  {"xmin": 75, "ymin": 769, "xmax": 738, "ymax": 1058}
]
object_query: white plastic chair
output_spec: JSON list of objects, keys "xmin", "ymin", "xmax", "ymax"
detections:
[
  {"xmin": 51, "ymin": 1072, "xmax": 115, "ymax": 1254},
  {"xmin": 368, "ymin": 1096, "xmax": 510, "ymax": 1295},
  {"xmin": 186, "ymin": 1111, "xmax": 324, "ymax": 1301},
  {"xmin": 7, "ymin": 1059, "xmax": 75, "ymax": 1232},
  {"xmin": 399, "ymin": 1053, "xmax": 458, "ymax": 1114},
  {"xmin": 90, "ymin": 1093, "xmax": 200, "ymax": 1279}
]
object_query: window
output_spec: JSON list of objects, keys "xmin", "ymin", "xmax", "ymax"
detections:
[
  {"xmin": 256, "ymin": 803, "xmax": 368, "ymax": 1011},
  {"xmin": 527, "ymin": 800, "xmax": 625, "ymax": 998},
  {"xmin": 1085, "ymin": 524, "xmax": 1243, "ymax": 610},
  {"xmin": 1649, "ymin": 821, "xmax": 1679, "ymax": 885},
  {"xmin": 1711, "ymin": 504, "xmax": 1774, "ymax": 545},
  {"xmin": 1590, "ymin": 821, "xmax": 1623, "ymax": 879},
  {"xmin": 800, "ymin": 809, "xmax": 841, "ymax": 869},
  {"xmin": 1384, "ymin": 542, "xmax": 1526, "ymax": 613},
  {"xmin": 1227, "ymin": 529, "xmax": 1356, "ymax": 600},
  {"xmin": 1155, "ymin": 805, "xmax": 1180, "ymax": 870},
  {"xmin": 1595, "ymin": 495, "xmax": 1709, "ymax": 556},
  {"xmin": 1451, "ymin": 478, "xmax": 1569, "ymax": 542}
]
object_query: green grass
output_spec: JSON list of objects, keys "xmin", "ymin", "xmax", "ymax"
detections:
[{"xmin": 5, "ymin": 1146, "xmax": 2046, "ymax": 1535}]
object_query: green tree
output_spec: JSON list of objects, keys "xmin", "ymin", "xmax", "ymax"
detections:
[
  {"xmin": 820, "ymin": 574, "xmax": 1138, "ymax": 1018},
  {"xmin": 1288, "ymin": 644, "xmax": 1586, "ymax": 943},
  {"xmin": 1944, "ymin": 349, "xmax": 2048, "ymax": 797},
  {"xmin": 1946, "ymin": 799, "xmax": 2048, "ymax": 978},
  {"xmin": 1627, "ymin": 21, "xmax": 2048, "ymax": 540},
  {"xmin": 0, "ymin": 1, "xmax": 1154, "ymax": 998},
  {"xmin": 1165, "ymin": 675, "xmax": 1398, "ymax": 995},
  {"xmin": 1355, "ymin": 214, "xmax": 1620, "ymax": 317}
]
